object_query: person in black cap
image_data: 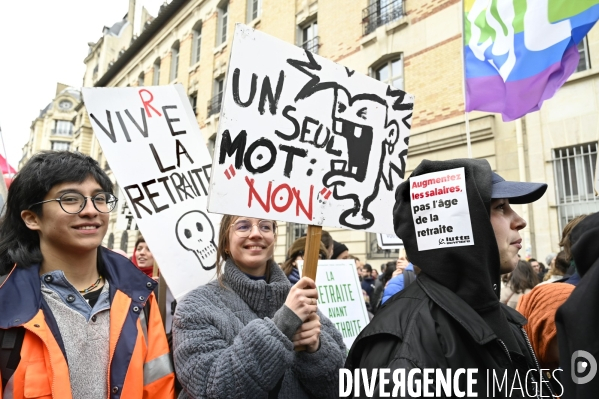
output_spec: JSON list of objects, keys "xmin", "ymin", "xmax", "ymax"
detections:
[
  {"xmin": 346, "ymin": 158, "xmax": 552, "ymax": 398},
  {"xmin": 332, "ymin": 240, "xmax": 349, "ymax": 260}
]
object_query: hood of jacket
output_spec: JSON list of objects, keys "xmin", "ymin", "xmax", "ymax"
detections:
[
  {"xmin": 570, "ymin": 211, "xmax": 599, "ymax": 278},
  {"xmin": 393, "ymin": 158, "xmax": 502, "ymax": 313}
]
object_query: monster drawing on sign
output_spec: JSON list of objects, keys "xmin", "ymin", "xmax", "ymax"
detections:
[
  {"xmin": 175, "ymin": 210, "xmax": 217, "ymax": 270},
  {"xmin": 288, "ymin": 51, "xmax": 413, "ymax": 229}
]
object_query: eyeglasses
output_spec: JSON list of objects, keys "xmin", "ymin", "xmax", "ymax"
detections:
[
  {"xmin": 230, "ymin": 219, "xmax": 276, "ymax": 237},
  {"xmin": 28, "ymin": 192, "xmax": 118, "ymax": 214}
]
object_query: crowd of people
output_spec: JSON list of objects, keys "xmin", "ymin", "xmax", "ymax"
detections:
[{"xmin": 0, "ymin": 151, "xmax": 597, "ymax": 398}]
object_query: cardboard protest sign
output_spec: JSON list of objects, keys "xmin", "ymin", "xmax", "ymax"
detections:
[
  {"xmin": 410, "ymin": 167, "xmax": 474, "ymax": 251},
  {"xmin": 82, "ymin": 85, "xmax": 221, "ymax": 299},
  {"xmin": 298, "ymin": 259, "xmax": 369, "ymax": 350},
  {"xmin": 208, "ymin": 24, "xmax": 414, "ymax": 234},
  {"xmin": 376, "ymin": 233, "xmax": 403, "ymax": 250}
]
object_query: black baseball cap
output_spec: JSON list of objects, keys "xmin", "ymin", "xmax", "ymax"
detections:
[{"xmin": 491, "ymin": 172, "xmax": 547, "ymax": 204}]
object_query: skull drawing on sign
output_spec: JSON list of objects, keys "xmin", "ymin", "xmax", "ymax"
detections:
[{"xmin": 175, "ymin": 210, "xmax": 217, "ymax": 270}]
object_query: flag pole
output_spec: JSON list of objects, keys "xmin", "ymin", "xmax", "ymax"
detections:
[{"xmin": 460, "ymin": 0, "xmax": 473, "ymax": 159}]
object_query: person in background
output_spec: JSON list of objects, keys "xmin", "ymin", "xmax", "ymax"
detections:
[
  {"xmin": 359, "ymin": 263, "xmax": 376, "ymax": 303},
  {"xmin": 281, "ymin": 236, "xmax": 328, "ymax": 285},
  {"xmin": 556, "ymin": 211, "xmax": 599, "ymax": 398},
  {"xmin": 539, "ymin": 251, "xmax": 569, "ymax": 284},
  {"xmin": 132, "ymin": 236, "xmax": 154, "ymax": 277},
  {"xmin": 382, "ymin": 251, "xmax": 417, "ymax": 304},
  {"xmin": 517, "ymin": 283, "xmax": 574, "ymax": 394},
  {"xmin": 321, "ymin": 230, "xmax": 334, "ymax": 259},
  {"xmin": 331, "ymin": 240, "xmax": 349, "ymax": 260},
  {"xmin": 172, "ymin": 215, "xmax": 345, "ymax": 398},
  {"xmin": 0, "ymin": 151, "xmax": 174, "ymax": 398},
  {"xmin": 371, "ymin": 269, "xmax": 379, "ymax": 279},
  {"xmin": 500, "ymin": 260, "xmax": 539, "ymax": 308},
  {"xmin": 370, "ymin": 261, "xmax": 396, "ymax": 314},
  {"xmin": 558, "ymin": 214, "xmax": 587, "ymax": 285}
]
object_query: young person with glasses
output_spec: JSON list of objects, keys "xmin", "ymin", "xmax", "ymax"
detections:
[
  {"xmin": 172, "ymin": 214, "xmax": 346, "ymax": 398},
  {"xmin": 0, "ymin": 151, "xmax": 175, "ymax": 398}
]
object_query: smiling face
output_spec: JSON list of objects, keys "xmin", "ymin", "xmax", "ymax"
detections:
[
  {"xmin": 135, "ymin": 242, "xmax": 154, "ymax": 268},
  {"xmin": 22, "ymin": 176, "xmax": 109, "ymax": 257},
  {"xmin": 490, "ymin": 198, "xmax": 527, "ymax": 274},
  {"xmin": 227, "ymin": 217, "xmax": 276, "ymax": 276}
]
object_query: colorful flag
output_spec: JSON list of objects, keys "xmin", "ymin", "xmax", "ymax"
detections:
[{"xmin": 464, "ymin": 0, "xmax": 599, "ymax": 121}]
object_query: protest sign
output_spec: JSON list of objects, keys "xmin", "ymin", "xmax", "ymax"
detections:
[
  {"xmin": 410, "ymin": 167, "xmax": 474, "ymax": 251},
  {"xmin": 376, "ymin": 233, "xmax": 403, "ymax": 249},
  {"xmin": 116, "ymin": 189, "xmax": 138, "ymax": 231},
  {"xmin": 82, "ymin": 84, "xmax": 220, "ymax": 299},
  {"xmin": 298, "ymin": 259, "xmax": 369, "ymax": 350},
  {"xmin": 208, "ymin": 24, "xmax": 414, "ymax": 234}
]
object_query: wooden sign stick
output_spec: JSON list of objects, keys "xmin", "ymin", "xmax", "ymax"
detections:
[{"xmin": 296, "ymin": 224, "xmax": 322, "ymax": 351}]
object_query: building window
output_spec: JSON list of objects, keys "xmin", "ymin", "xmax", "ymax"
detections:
[
  {"xmin": 286, "ymin": 223, "xmax": 308, "ymax": 248},
  {"xmin": 208, "ymin": 77, "xmax": 224, "ymax": 116},
  {"xmin": 207, "ymin": 134, "xmax": 216, "ymax": 158},
  {"xmin": 53, "ymin": 120, "xmax": 73, "ymax": 136},
  {"xmin": 152, "ymin": 58, "xmax": 161, "ymax": 85},
  {"xmin": 92, "ymin": 64, "xmax": 99, "ymax": 82},
  {"xmin": 217, "ymin": 1, "xmax": 229, "ymax": 46},
  {"xmin": 300, "ymin": 20, "xmax": 319, "ymax": 54},
  {"xmin": 138, "ymin": 72, "xmax": 145, "ymax": 86},
  {"xmin": 170, "ymin": 41, "xmax": 180, "ymax": 81},
  {"xmin": 367, "ymin": 233, "xmax": 400, "ymax": 259},
  {"xmin": 374, "ymin": 56, "xmax": 404, "ymax": 89},
  {"xmin": 247, "ymin": 0, "xmax": 261, "ymax": 22},
  {"xmin": 552, "ymin": 142, "xmax": 599, "ymax": 232},
  {"xmin": 107, "ymin": 233, "xmax": 115, "ymax": 249},
  {"xmin": 120, "ymin": 231, "xmax": 129, "ymax": 253},
  {"xmin": 362, "ymin": 0, "xmax": 405, "ymax": 36},
  {"xmin": 51, "ymin": 141, "xmax": 70, "ymax": 151},
  {"xmin": 577, "ymin": 36, "xmax": 591, "ymax": 73},
  {"xmin": 192, "ymin": 21, "xmax": 202, "ymax": 65},
  {"xmin": 189, "ymin": 93, "xmax": 198, "ymax": 115}
]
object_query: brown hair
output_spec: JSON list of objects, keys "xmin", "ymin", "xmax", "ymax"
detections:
[
  {"xmin": 134, "ymin": 235, "xmax": 145, "ymax": 249},
  {"xmin": 559, "ymin": 214, "xmax": 587, "ymax": 261},
  {"xmin": 509, "ymin": 260, "xmax": 540, "ymax": 294},
  {"xmin": 215, "ymin": 215, "xmax": 278, "ymax": 285},
  {"xmin": 281, "ymin": 236, "xmax": 328, "ymax": 277}
]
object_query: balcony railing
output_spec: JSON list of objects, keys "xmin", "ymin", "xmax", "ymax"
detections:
[
  {"xmin": 207, "ymin": 92, "xmax": 223, "ymax": 117},
  {"xmin": 362, "ymin": 0, "xmax": 404, "ymax": 36},
  {"xmin": 301, "ymin": 36, "xmax": 320, "ymax": 54},
  {"xmin": 51, "ymin": 128, "xmax": 73, "ymax": 136}
]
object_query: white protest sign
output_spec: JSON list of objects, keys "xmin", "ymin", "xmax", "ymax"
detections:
[
  {"xmin": 82, "ymin": 85, "xmax": 221, "ymax": 299},
  {"xmin": 410, "ymin": 167, "xmax": 474, "ymax": 251},
  {"xmin": 376, "ymin": 233, "xmax": 403, "ymax": 249},
  {"xmin": 298, "ymin": 259, "xmax": 369, "ymax": 350},
  {"xmin": 207, "ymin": 24, "xmax": 414, "ymax": 234}
]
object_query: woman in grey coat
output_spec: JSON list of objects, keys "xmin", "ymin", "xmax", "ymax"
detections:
[{"xmin": 172, "ymin": 214, "xmax": 346, "ymax": 398}]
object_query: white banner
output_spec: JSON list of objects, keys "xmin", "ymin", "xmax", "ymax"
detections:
[
  {"xmin": 410, "ymin": 167, "xmax": 474, "ymax": 251},
  {"xmin": 208, "ymin": 24, "xmax": 414, "ymax": 234},
  {"xmin": 82, "ymin": 84, "xmax": 221, "ymax": 299},
  {"xmin": 298, "ymin": 259, "xmax": 369, "ymax": 350},
  {"xmin": 376, "ymin": 233, "xmax": 403, "ymax": 249}
]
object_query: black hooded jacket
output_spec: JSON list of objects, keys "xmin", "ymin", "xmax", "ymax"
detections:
[
  {"xmin": 345, "ymin": 159, "xmax": 553, "ymax": 398},
  {"xmin": 555, "ymin": 211, "xmax": 599, "ymax": 399}
]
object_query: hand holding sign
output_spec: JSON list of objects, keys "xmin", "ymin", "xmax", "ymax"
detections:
[
  {"xmin": 285, "ymin": 277, "xmax": 318, "ymax": 322},
  {"xmin": 292, "ymin": 312, "xmax": 321, "ymax": 353}
]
